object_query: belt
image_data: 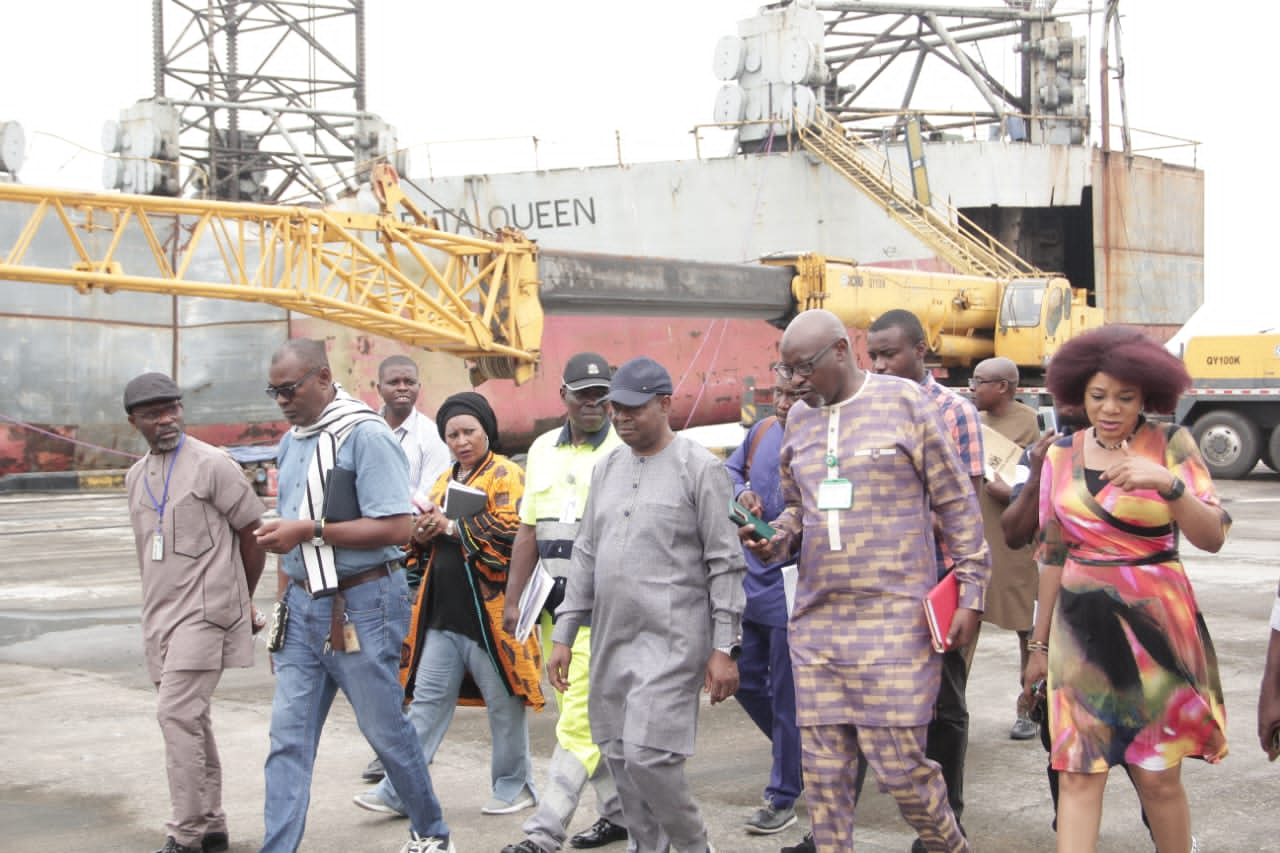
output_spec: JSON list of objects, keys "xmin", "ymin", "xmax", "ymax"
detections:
[
  {"xmin": 289, "ymin": 560, "xmax": 403, "ymax": 653},
  {"xmin": 292, "ymin": 560, "xmax": 402, "ymax": 596}
]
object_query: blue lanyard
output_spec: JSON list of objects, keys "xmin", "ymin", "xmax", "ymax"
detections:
[{"xmin": 142, "ymin": 433, "xmax": 185, "ymax": 535}]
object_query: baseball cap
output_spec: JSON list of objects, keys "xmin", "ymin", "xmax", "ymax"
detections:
[
  {"xmin": 605, "ymin": 356, "xmax": 674, "ymax": 407},
  {"xmin": 123, "ymin": 372, "xmax": 183, "ymax": 413},
  {"xmin": 562, "ymin": 352, "xmax": 613, "ymax": 391}
]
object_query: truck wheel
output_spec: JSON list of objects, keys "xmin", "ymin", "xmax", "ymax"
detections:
[
  {"xmin": 1265, "ymin": 428, "xmax": 1280, "ymax": 473},
  {"xmin": 1191, "ymin": 410, "xmax": 1261, "ymax": 479}
]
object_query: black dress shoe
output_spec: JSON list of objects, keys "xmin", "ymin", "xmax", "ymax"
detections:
[
  {"xmin": 569, "ymin": 817, "xmax": 628, "ymax": 849},
  {"xmin": 202, "ymin": 831, "xmax": 229, "ymax": 853},
  {"xmin": 153, "ymin": 838, "xmax": 201, "ymax": 853}
]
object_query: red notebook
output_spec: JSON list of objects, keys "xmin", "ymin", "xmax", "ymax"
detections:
[{"xmin": 923, "ymin": 571, "xmax": 959, "ymax": 653}]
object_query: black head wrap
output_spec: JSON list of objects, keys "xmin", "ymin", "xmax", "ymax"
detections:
[{"xmin": 436, "ymin": 391, "xmax": 500, "ymax": 450}]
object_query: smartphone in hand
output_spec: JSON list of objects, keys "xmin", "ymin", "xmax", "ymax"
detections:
[{"xmin": 729, "ymin": 499, "xmax": 776, "ymax": 542}]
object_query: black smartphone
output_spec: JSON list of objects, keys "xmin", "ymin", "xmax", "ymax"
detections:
[{"xmin": 729, "ymin": 499, "xmax": 776, "ymax": 542}]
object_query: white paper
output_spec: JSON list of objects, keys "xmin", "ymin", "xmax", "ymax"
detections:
[
  {"xmin": 514, "ymin": 561, "xmax": 556, "ymax": 643},
  {"xmin": 781, "ymin": 563, "xmax": 798, "ymax": 617}
]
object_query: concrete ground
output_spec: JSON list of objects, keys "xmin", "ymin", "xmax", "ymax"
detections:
[{"xmin": 1, "ymin": 473, "xmax": 1277, "ymax": 853}]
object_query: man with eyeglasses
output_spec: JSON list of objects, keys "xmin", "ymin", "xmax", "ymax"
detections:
[
  {"xmin": 255, "ymin": 339, "xmax": 454, "ymax": 853},
  {"xmin": 748, "ymin": 309, "xmax": 988, "ymax": 852},
  {"xmin": 123, "ymin": 372, "xmax": 268, "ymax": 853},
  {"xmin": 967, "ymin": 357, "xmax": 1042, "ymax": 741},
  {"xmin": 499, "ymin": 352, "xmax": 629, "ymax": 853}
]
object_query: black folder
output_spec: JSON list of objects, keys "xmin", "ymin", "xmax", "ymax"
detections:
[{"xmin": 322, "ymin": 467, "xmax": 361, "ymax": 522}]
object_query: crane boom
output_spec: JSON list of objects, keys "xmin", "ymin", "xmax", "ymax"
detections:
[{"xmin": 0, "ymin": 165, "xmax": 544, "ymax": 381}]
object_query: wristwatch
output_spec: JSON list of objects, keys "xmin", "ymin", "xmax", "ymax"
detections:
[
  {"xmin": 1158, "ymin": 476, "xmax": 1186, "ymax": 502},
  {"xmin": 716, "ymin": 641, "xmax": 742, "ymax": 661},
  {"xmin": 310, "ymin": 518, "xmax": 326, "ymax": 547}
]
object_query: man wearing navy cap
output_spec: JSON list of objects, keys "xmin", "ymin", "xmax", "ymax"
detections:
[
  {"xmin": 549, "ymin": 356, "xmax": 746, "ymax": 853},
  {"xmin": 123, "ymin": 372, "xmax": 267, "ymax": 853}
]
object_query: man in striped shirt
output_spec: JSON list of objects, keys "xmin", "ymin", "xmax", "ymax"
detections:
[{"xmin": 866, "ymin": 309, "xmax": 985, "ymax": 853}]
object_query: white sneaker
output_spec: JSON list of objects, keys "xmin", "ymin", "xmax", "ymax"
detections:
[
  {"xmin": 480, "ymin": 786, "xmax": 536, "ymax": 815},
  {"xmin": 400, "ymin": 832, "xmax": 456, "ymax": 853},
  {"xmin": 353, "ymin": 789, "xmax": 407, "ymax": 817}
]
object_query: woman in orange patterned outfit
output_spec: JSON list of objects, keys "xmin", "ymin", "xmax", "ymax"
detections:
[
  {"xmin": 1023, "ymin": 326, "xmax": 1230, "ymax": 853},
  {"xmin": 358, "ymin": 391, "xmax": 544, "ymax": 819}
]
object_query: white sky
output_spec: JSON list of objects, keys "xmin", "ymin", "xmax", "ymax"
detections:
[{"xmin": 3, "ymin": 1, "xmax": 1276, "ymax": 332}]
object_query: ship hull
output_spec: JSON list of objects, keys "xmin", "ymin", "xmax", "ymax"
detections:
[{"xmin": 0, "ymin": 142, "xmax": 1203, "ymax": 475}]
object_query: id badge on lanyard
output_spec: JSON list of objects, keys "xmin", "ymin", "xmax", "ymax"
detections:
[{"xmin": 822, "ymin": 407, "xmax": 852, "ymax": 550}]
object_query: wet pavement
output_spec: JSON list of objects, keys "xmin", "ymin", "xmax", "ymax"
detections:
[{"xmin": 1, "ymin": 475, "xmax": 1278, "ymax": 852}]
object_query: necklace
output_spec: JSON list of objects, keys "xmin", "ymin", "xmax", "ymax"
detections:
[{"xmin": 1092, "ymin": 426, "xmax": 1136, "ymax": 451}]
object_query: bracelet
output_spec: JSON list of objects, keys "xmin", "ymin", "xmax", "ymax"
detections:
[{"xmin": 1026, "ymin": 640, "xmax": 1050, "ymax": 655}]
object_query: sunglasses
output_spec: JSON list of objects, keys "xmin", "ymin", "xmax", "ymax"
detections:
[{"xmin": 265, "ymin": 366, "xmax": 321, "ymax": 401}]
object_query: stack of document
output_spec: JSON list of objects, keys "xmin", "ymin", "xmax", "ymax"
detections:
[{"xmin": 514, "ymin": 562, "xmax": 556, "ymax": 642}]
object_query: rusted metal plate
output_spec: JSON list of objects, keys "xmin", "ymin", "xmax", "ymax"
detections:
[{"xmin": 1093, "ymin": 151, "xmax": 1204, "ymax": 326}]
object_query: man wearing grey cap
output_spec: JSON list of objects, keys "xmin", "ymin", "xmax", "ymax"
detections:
[
  {"xmin": 500, "ymin": 352, "xmax": 628, "ymax": 853},
  {"xmin": 122, "ymin": 372, "xmax": 267, "ymax": 853},
  {"xmin": 549, "ymin": 356, "xmax": 746, "ymax": 853}
]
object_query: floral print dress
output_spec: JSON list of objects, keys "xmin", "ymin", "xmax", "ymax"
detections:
[{"xmin": 1036, "ymin": 421, "xmax": 1229, "ymax": 772}]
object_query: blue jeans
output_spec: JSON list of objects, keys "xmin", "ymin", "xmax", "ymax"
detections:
[
  {"xmin": 262, "ymin": 573, "xmax": 447, "ymax": 852},
  {"xmin": 734, "ymin": 617, "xmax": 803, "ymax": 810},
  {"xmin": 373, "ymin": 627, "xmax": 534, "ymax": 811}
]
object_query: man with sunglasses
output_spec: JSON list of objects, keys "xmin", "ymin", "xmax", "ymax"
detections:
[
  {"xmin": 255, "ymin": 339, "xmax": 453, "ymax": 853},
  {"xmin": 123, "ymin": 372, "xmax": 267, "ymax": 853},
  {"xmin": 747, "ymin": 309, "xmax": 987, "ymax": 852},
  {"xmin": 499, "ymin": 352, "xmax": 628, "ymax": 853}
]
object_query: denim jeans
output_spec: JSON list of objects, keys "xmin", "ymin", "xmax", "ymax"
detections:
[
  {"xmin": 262, "ymin": 573, "xmax": 448, "ymax": 852},
  {"xmin": 374, "ymin": 627, "xmax": 534, "ymax": 811}
]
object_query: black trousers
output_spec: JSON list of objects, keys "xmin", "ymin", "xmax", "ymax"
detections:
[{"xmin": 924, "ymin": 647, "xmax": 970, "ymax": 819}]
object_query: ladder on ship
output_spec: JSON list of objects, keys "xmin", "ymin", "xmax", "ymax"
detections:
[{"xmin": 796, "ymin": 107, "xmax": 1041, "ymax": 280}]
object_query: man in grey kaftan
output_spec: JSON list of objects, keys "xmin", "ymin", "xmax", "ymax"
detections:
[{"xmin": 550, "ymin": 356, "xmax": 745, "ymax": 853}]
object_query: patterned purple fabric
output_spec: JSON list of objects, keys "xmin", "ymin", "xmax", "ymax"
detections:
[{"xmin": 773, "ymin": 374, "xmax": 990, "ymax": 728}]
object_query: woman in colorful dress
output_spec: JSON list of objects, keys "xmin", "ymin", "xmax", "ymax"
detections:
[
  {"xmin": 1023, "ymin": 326, "xmax": 1230, "ymax": 853},
  {"xmin": 357, "ymin": 391, "xmax": 544, "ymax": 818}
]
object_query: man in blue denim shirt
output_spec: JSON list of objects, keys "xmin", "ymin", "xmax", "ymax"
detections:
[{"xmin": 256, "ymin": 338, "xmax": 453, "ymax": 853}]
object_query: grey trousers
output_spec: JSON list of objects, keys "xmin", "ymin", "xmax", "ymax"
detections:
[
  {"xmin": 600, "ymin": 738, "xmax": 707, "ymax": 853},
  {"xmin": 156, "ymin": 667, "xmax": 225, "ymax": 848},
  {"xmin": 521, "ymin": 744, "xmax": 626, "ymax": 851}
]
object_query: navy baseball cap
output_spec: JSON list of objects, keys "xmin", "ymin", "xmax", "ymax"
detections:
[{"xmin": 605, "ymin": 356, "xmax": 674, "ymax": 407}]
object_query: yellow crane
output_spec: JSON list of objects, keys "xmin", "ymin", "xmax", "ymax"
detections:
[{"xmin": 0, "ymin": 164, "xmax": 544, "ymax": 382}]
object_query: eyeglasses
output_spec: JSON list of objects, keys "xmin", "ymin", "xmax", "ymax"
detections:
[
  {"xmin": 773, "ymin": 338, "xmax": 842, "ymax": 381},
  {"xmin": 265, "ymin": 366, "xmax": 321, "ymax": 401},
  {"xmin": 967, "ymin": 377, "xmax": 1006, "ymax": 390}
]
